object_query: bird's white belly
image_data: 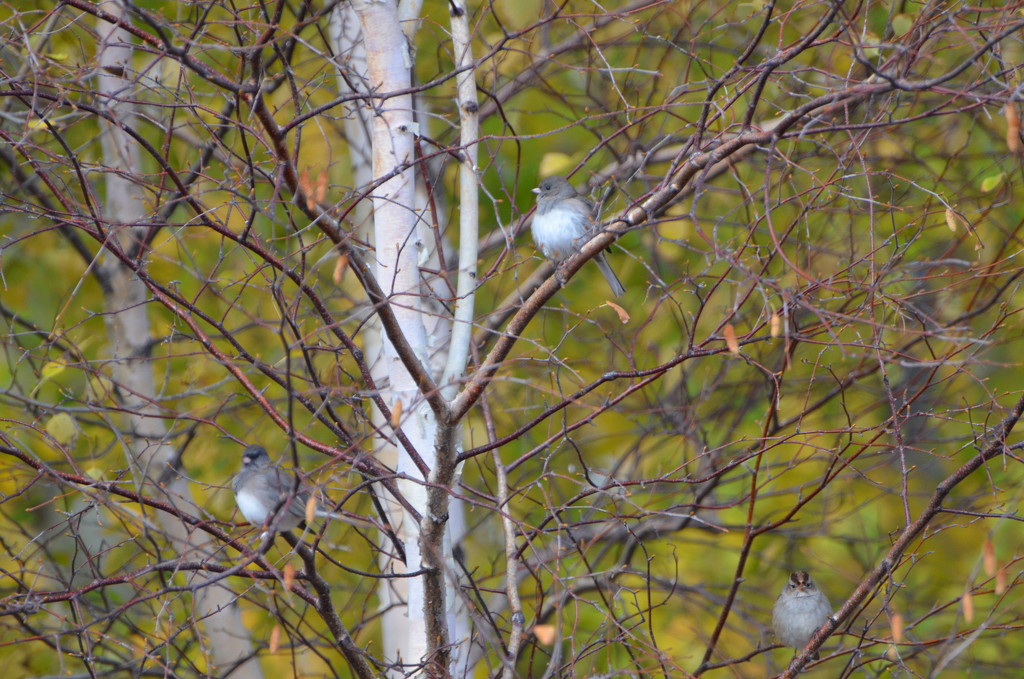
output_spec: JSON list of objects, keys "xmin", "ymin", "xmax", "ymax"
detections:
[
  {"xmin": 774, "ymin": 593, "xmax": 831, "ymax": 646},
  {"xmin": 532, "ymin": 206, "xmax": 587, "ymax": 261},
  {"xmin": 235, "ymin": 489, "xmax": 270, "ymax": 524}
]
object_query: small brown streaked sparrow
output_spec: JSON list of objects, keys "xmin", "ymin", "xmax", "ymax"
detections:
[{"xmin": 772, "ymin": 570, "xmax": 832, "ymax": 659}]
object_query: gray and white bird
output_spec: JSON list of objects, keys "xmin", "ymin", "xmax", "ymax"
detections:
[
  {"xmin": 531, "ymin": 175, "xmax": 626, "ymax": 297},
  {"xmin": 232, "ymin": 444, "xmax": 325, "ymax": 532},
  {"xmin": 772, "ymin": 570, "xmax": 832, "ymax": 659}
]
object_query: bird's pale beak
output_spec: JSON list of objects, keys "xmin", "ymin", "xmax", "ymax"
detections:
[{"xmin": 531, "ymin": 187, "xmax": 541, "ymax": 194}]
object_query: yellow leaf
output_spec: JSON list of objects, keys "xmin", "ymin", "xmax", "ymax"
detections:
[
  {"xmin": 269, "ymin": 624, "xmax": 281, "ymax": 653},
  {"xmin": 603, "ymin": 300, "xmax": 630, "ymax": 324},
  {"xmin": 723, "ymin": 324, "xmax": 740, "ymax": 355},
  {"xmin": 533, "ymin": 624, "xmax": 556, "ymax": 645},
  {"xmin": 874, "ymin": 137, "xmax": 903, "ymax": 159},
  {"xmin": 980, "ymin": 172, "xmax": 1005, "ymax": 193},
  {"xmin": 891, "ymin": 14, "xmax": 913, "ymax": 36},
  {"xmin": 45, "ymin": 413, "xmax": 78, "ymax": 447},
  {"xmin": 769, "ymin": 312, "xmax": 781, "ymax": 338},
  {"xmin": 391, "ymin": 399, "xmax": 403, "ymax": 428},
  {"xmin": 962, "ymin": 589, "xmax": 974, "ymax": 623},
  {"xmin": 539, "ymin": 153, "xmax": 572, "ymax": 177},
  {"xmin": 160, "ymin": 59, "xmax": 182, "ymax": 85},
  {"xmin": 660, "ymin": 213, "xmax": 691, "ymax": 242},
  {"xmin": 41, "ymin": 361, "xmax": 66, "ymax": 380},
  {"xmin": 87, "ymin": 374, "xmax": 116, "ymax": 401},
  {"xmin": 861, "ymin": 32, "xmax": 881, "ymax": 60}
]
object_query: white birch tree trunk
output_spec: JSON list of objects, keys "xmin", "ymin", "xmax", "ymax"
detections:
[
  {"xmin": 333, "ymin": 0, "xmax": 479, "ymax": 672},
  {"xmin": 440, "ymin": 0, "xmax": 480, "ymax": 669},
  {"xmin": 348, "ymin": 0, "xmax": 433, "ymax": 671},
  {"xmin": 331, "ymin": 5, "xmax": 422, "ymax": 672}
]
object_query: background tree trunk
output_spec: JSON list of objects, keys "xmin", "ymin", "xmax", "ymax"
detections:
[{"xmin": 95, "ymin": 2, "xmax": 260, "ymax": 675}]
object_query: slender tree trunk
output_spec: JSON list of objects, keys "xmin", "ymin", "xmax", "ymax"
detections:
[
  {"xmin": 348, "ymin": 0, "xmax": 433, "ymax": 671},
  {"xmin": 95, "ymin": 3, "xmax": 261, "ymax": 675},
  {"xmin": 331, "ymin": 6, "xmax": 418, "ymax": 671},
  {"xmin": 334, "ymin": 1, "xmax": 476, "ymax": 672},
  {"xmin": 439, "ymin": 0, "xmax": 480, "ymax": 667}
]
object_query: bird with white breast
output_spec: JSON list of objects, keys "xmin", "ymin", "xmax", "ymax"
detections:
[{"xmin": 531, "ymin": 175, "xmax": 626, "ymax": 297}]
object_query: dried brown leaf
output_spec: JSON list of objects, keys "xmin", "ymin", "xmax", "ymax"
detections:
[
  {"xmin": 300, "ymin": 169, "xmax": 314, "ymax": 210},
  {"xmin": 391, "ymin": 399, "xmax": 403, "ymax": 428},
  {"xmin": 1006, "ymin": 103, "xmax": 1021, "ymax": 154},
  {"xmin": 983, "ymin": 539, "xmax": 996, "ymax": 576},
  {"xmin": 603, "ymin": 300, "xmax": 630, "ymax": 324},
  {"xmin": 283, "ymin": 563, "xmax": 296, "ymax": 592},
  {"xmin": 724, "ymin": 323, "xmax": 740, "ymax": 355},
  {"xmin": 305, "ymin": 495, "xmax": 317, "ymax": 525},
  {"xmin": 945, "ymin": 208, "xmax": 958, "ymax": 232},
  {"xmin": 890, "ymin": 611, "xmax": 904, "ymax": 643},
  {"xmin": 533, "ymin": 624, "xmax": 556, "ymax": 645},
  {"xmin": 269, "ymin": 624, "xmax": 281, "ymax": 653},
  {"xmin": 996, "ymin": 565, "xmax": 1008, "ymax": 595},
  {"xmin": 315, "ymin": 169, "xmax": 329, "ymax": 203},
  {"xmin": 333, "ymin": 255, "xmax": 349, "ymax": 285}
]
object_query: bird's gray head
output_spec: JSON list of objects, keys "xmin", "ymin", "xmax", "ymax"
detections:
[
  {"xmin": 241, "ymin": 444, "xmax": 270, "ymax": 468},
  {"xmin": 532, "ymin": 175, "xmax": 575, "ymax": 200}
]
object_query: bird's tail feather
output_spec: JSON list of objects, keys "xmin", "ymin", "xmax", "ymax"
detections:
[{"xmin": 595, "ymin": 252, "xmax": 626, "ymax": 297}]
